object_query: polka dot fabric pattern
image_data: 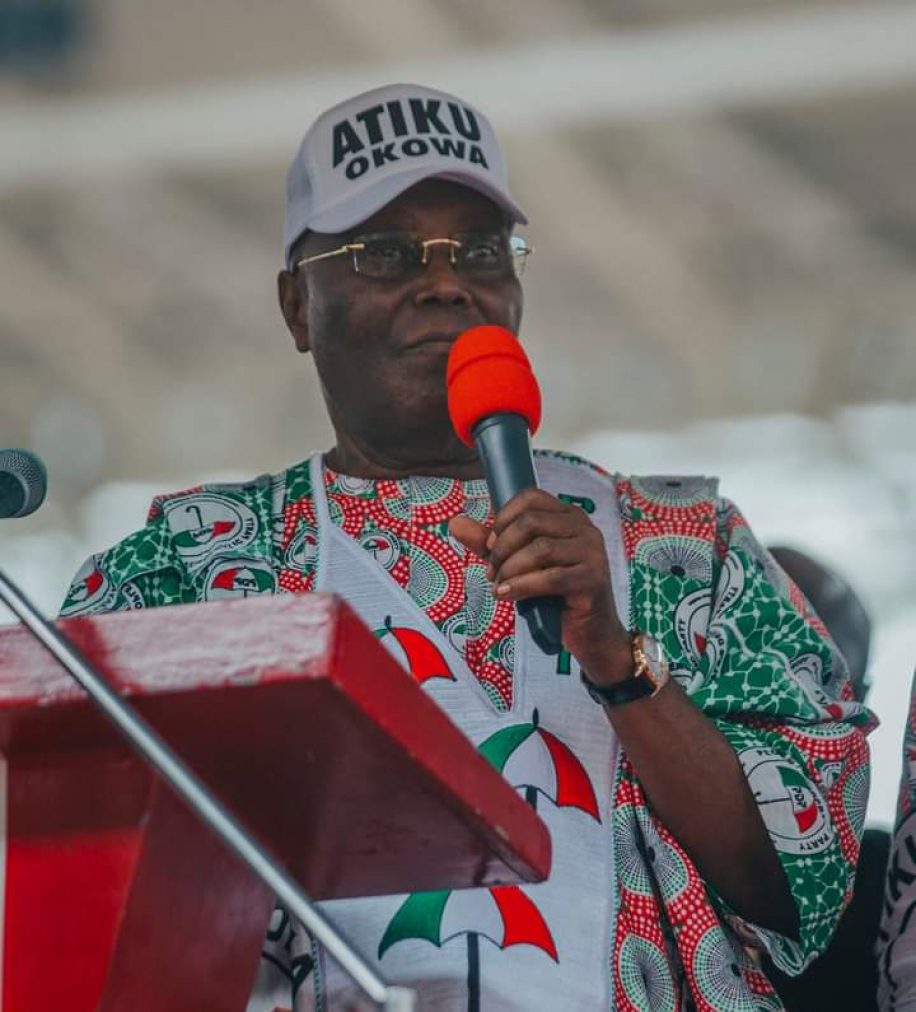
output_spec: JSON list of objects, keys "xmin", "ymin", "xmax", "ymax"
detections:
[{"xmin": 59, "ymin": 454, "xmax": 875, "ymax": 1010}]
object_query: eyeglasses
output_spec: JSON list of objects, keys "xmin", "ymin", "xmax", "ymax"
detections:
[{"xmin": 294, "ymin": 230, "xmax": 531, "ymax": 280}]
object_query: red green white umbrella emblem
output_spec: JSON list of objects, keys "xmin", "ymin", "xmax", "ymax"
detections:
[
  {"xmin": 375, "ymin": 616, "xmax": 456, "ymax": 686},
  {"xmin": 742, "ymin": 747, "xmax": 832, "ymax": 855},
  {"xmin": 378, "ymin": 712, "xmax": 598, "ymax": 1008},
  {"xmin": 71, "ymin": 567, "xmax": 105, "ymax": 603},
  {"xmin": 779, "ymin": 763, "xmax": 823, "ymax": 834},
  {"xmin": 477, "ymin": 709, "xmax": 601, "ymax": 819},
  {"xmin": 209, "ymin": 565, "xmax": 272, "ymax": 595},
  {"xmin": 379, "ymin": 885, "xmax": 557, "ymax": 1012},
  {"xmin": 173, "ymin": 504, "xmax": 235, "ymax": 548}
]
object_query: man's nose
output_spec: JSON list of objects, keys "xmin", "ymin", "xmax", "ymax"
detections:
[{"xmin": 413, "ymin": 248, "xmax": 473, "ymax": 307}]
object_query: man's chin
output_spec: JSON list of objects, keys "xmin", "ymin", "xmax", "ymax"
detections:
[{"xmin": 384, "ymin": 415, "xmax": 477, "ymax": 468}]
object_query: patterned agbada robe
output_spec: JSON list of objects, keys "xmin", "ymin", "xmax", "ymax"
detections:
[{"xmin": 61, "ymin": 450, "xmax": 874, "ymax": 1011}]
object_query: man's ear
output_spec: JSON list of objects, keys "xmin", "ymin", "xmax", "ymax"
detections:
[{"xmin": 277, "ymin": 270, "xmax": 310, "ymax": 353}]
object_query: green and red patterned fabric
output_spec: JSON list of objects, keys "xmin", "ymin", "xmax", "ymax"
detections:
[{"xmin": 61, "ymin": 452, "xmax": 874, "ymax": 1010}]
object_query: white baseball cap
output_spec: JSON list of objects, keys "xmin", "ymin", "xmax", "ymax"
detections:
[{"xmin": 283, "ymin": 83, "xmax": 527, "ymax": 268}]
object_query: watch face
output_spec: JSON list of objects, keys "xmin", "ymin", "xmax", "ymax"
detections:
[
  {"xmin": 581, "ymin": 633, "xmax": 671, "ymax": 706},
  {"xmin": 643, "ymin": 635, "xmax": 662, "ymax": 664},
  {"xmin": 636, "ymin": 632, "xmax": 668, "ymax": 688}
]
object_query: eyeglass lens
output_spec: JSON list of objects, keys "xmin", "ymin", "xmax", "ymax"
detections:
[{"xmin": 352, "ymin": 232, "xmax": 529, "ymax": 279}]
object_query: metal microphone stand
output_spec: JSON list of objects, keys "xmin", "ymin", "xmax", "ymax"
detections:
[{"xmin": 0, "ymin": 569, "xmax": 415, "ymax": 1012}]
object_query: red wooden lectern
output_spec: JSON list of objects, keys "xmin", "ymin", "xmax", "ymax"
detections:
[{"xmin": 0, "ymin": 594, "xmax": 550, "ymax": 1011}]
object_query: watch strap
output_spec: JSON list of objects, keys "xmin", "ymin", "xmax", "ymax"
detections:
[
  {"xmin": 581, "ymin": 669, "xmax": 655, "ymax": 707},
  {"xmin": 580, "ymin": 630, "xmax": 669, "ymax": 707}
]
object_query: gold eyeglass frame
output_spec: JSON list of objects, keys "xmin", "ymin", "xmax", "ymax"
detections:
[{"xmin": 293, "ymin": 233, "xmax": 532, "ymax": 277}]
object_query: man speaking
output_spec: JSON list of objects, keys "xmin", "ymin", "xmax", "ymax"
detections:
[{"xmin": 62, "ymin": 84, "xmax": 872, "ymax": 1011}]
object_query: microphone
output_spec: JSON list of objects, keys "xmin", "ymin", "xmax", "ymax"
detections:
[
  {"xmin": 0, "ymin": 449, "xmax": 48, "ymax": 519},
  {"xmin": 447, "ymin": 326, "xmax": 563, "ymax": 655}
]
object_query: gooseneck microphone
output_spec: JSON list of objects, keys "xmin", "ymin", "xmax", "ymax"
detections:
[
  {"xmin": 447, "ymin": 326, "xmax": 563, "ymax": 656},
  {"xmin": 0, "ymin": 451, "xmax": 413, "ymax": 1009},
  {"xmin": 0, "ymin": 449, "xmax": 48, "ymax": 519}
]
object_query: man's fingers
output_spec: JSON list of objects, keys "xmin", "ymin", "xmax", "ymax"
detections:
[
  {"xmin": 494, "ymin": 563, "xmax": 591, "ymax": 601},
  {"xmin": 491, "ymin": 488, "xmax": 565, "ymax": 535},
  {"xmin": 487, "ymin": 510, "xmax": 581, "ymax": 576},
  {"xmin": 492, "ymin": 535, "xmax": 584, "ymax": 583},
  {"xmin": 448, "ymin": 515, "xmax": 491, "ymax": 560}
]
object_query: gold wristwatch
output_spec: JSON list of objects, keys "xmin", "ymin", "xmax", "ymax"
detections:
[{"xmin": 580, "ymin": 631, "xmax": 670, "ymax": 707}]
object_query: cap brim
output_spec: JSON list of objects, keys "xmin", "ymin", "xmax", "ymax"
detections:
[{"xmin": 307, "ymin": 166, "xmax": 527, "ymax": 237}]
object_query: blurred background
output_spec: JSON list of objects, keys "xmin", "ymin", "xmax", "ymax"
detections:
[{"xmin": 1, "ymin": 0, "xmax": 914, "ymax": 825}]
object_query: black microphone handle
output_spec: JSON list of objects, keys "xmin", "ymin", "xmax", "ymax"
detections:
[{"xmin": 472, "ymin": 413, "xmax": 564, "ymax": 656}]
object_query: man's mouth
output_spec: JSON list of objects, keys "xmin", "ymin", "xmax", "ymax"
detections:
[{"xmin": 401, "ymin": 330, "xmax": 461, "ymax": 350}]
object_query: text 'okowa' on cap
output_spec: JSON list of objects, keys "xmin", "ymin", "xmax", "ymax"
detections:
[{"xmin": 283, "ymin": 83, "xmax": 527, "ymax": 268}]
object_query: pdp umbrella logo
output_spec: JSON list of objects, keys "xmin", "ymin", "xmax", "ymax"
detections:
[
  {"xmin": 284, "ymin": 524, "xmax": 318, "ymax": 572},
  {"xmin": 673, "ymin": 587, "xmax": 729, "ymax": 681},
  {"xmin": 477, "ymin": 709, "xmax": 600, "ymax": 820},
  {"xmin": 60, "ymin": 555, "xmax": 119, "ymax": 616},
  {"xmin": 379, "ymin": 885, "xmax": 557, "ymax": 1011},
  {"xmin": 674, "ymin": 588, "xmax": 710, "ymax": 661},
  {"xmin": 740, "ymin": 747, "xmax": 833, "ymax": 855},
  {"xmin": 375, "ymin": 616, "xmax": 456, "ymax": 685},
  {"xmin": 359, "ymin": 531, "xmax": 401, "ymax": 571},
  {"xmin": 204, "ymin": 558, "xmax": 274, "ymax": 600},
  {"xmin": 165, "ymin": 494, "xmax": 258, "ymax": 563},
  {"xmin": 378, "ymin": 713, "xmax": 600, "ymax": 1006}
]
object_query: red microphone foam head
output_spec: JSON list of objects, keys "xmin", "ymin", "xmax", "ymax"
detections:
[{"xmin": 446, "ymin": 325, "xmax": 542, "ymax": 447}]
